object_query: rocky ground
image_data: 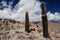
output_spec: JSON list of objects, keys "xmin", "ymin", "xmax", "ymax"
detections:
[{"xmin": 0, "ymin": 19, "xmax": 60, "ymax": 40}]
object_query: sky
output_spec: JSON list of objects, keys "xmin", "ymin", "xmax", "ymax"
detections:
[
  {"xmin": 0, "ymin": 0, "xmax": 60, "ymax": 22},
  {"xmin": 40, "ymin": 0, "xmax": 60, "ymax": 13},
  {"xmin": 0, "ymin": 0, "xmax": 60, "ymax": 13}
]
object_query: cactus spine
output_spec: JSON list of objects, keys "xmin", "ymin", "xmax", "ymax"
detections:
[
  {"xmin": 25, "ymin": 11, "xmax": 30, "ymax": 33},
  {"xmin": 41, "ymin": 2, "xmax": 49, "ymax": 38}
]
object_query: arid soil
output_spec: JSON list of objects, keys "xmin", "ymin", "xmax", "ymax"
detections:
[{"xmin": 0, "ymin": 19, "xmax": 60, "ymax": 40}]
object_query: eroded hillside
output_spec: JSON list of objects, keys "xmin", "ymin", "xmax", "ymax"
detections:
[{"xmin": 0, "ymin": 19, "xmax": 60, "ymax": 40}]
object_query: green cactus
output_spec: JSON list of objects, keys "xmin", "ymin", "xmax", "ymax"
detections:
[
  {"xmin": 25, "ymin": 11, "xmax": 30, "ymax": 33},
  {"xmin": 41, "ymin": 2, "xmax": 50, "ymax": 38}
]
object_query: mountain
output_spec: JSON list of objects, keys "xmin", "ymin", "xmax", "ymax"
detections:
[
  {"xmin": 49, "ymin": 20, "xmax": 60, "ymax": 23},
  {"xmin": 0, "ymin": 18, "xmax": 60, "ymax": 40}
]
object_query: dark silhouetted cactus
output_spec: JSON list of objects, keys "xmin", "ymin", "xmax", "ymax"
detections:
[
  {"xmin": 41, "ymin": 2, "xmax": 50, "ymax": 38},
  {"xmin": 25, "ymin": 11, "xmax": 30, "ymax": 33}
]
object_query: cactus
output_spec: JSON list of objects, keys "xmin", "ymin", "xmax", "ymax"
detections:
[
  {"xmin": 25, "ymin": 11, "xmax": 30, "ymax": 33},
  {"xmin": 41, "ymin": 2, "xmax": 50, "ymax": 38}
]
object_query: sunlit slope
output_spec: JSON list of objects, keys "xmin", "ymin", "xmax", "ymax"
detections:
[{"xmin": 0, "ymin": 18, "xmax": 60, "ymax": 40}]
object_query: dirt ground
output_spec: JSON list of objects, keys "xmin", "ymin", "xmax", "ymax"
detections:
[{"xmin": 0, "ymin": 19, "xmax": 60, "ymax": 40}]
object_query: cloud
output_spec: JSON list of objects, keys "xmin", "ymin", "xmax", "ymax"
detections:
[
  {"xmin": 1, "ymin": 1, "xmax": 7, "ymax": 7},
  {"xmin": 47, "ymin": 12, "xmax": 60, "ymax": 21},
  {"xmin": 13, "ymin": 0, "xmax": 41, "ymax": 22},
  {"xmin": 0, "ymin": 0, "xmax": 60, "ymax": 22}
]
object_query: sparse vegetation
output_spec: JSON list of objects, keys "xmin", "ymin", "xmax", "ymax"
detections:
[{"xmin": 0, "ymin": 18, "xmax": 60, "ymax": 40}]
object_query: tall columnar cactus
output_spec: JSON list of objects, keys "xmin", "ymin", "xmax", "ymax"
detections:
[
  {"xmin": 41, "ymin": 2, "xmax": 49, "ymax": 38},
  {"xmin": 25, "ymin": 11, "xmax": 30, "ymax": 33}
]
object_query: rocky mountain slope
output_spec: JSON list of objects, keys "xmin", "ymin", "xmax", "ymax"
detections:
[{"xmin": 0, "ymin": 19, "xmax": 60, "ymax": 40}]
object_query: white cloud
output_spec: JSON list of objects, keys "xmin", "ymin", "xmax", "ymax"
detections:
[
  {"xmin": 1, "ymin": 1, "xmax": 7, "ymax": 7},
  {"xmin": 47, "ymin": 11, "xmax": 60, "ymax": 21},
  {"xmin": 0, "ymin": 0, "xmax": 60, "ymax": 22},
  {"xmin": 12, "ymin": 0, "xmax": 42, "ymax": 22}
]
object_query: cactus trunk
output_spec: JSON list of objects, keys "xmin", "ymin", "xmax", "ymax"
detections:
[
  {"xmin": 25, "ymin": 12, "xmax": 30, "ymax": 33},
  {"xmin": 41, "ymin": 2, "xmax": 49, "ymax": 38}
]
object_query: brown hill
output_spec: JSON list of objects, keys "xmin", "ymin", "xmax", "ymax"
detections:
[{"xmin": 0, "ymin": 18, "xmax": 60, "ymax": 40}]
